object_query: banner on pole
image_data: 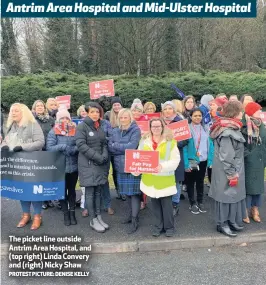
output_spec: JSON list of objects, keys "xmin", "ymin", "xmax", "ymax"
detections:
[
  {"xmin": 89, "ymin": 79, "xmax": 115, "ymax": 99},
  {"xmin": 55, "ymin": 95, "xmax": 71, "ymax": 109},
  {"xmin": 0, "ymin": 151, "xmax": 66, "ymax": 201}
]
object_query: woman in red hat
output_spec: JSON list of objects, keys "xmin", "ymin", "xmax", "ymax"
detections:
[{"xmin": 241, "ymin": 102, "xmax": 266, "ymax": 223}]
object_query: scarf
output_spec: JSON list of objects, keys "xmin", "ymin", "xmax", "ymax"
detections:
[
  {"xmin": 245, "ymin": 114, "xmax": 261, "ymax": 144},
  {"xmin": 35, "ymin": 113, "xmax": 50, "ymax": 123},
  {"xmin": 163, "ymin": 116, "xmax": 176, "ymax": 125},
  {"xmin": 210, "ymin": 117, "xmax": 243, "ymax": 139}
]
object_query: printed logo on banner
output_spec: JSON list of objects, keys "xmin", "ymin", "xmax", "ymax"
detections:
[
  {"xmin": 33, "ymin": 185, "xmax": 43, "ymax": 194},
  {"xmin": 133, "ymin": 152, "xmax": 140, "ymax": 159}
]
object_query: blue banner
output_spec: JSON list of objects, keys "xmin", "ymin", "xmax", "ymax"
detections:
[
  {"xmin": 0, "ymin": 151, "xmax": 65, "ymax": 201},
  {"xmin": 72, "ymin": 119, "xmax": 84, "ymax": 125},
  {"xmin": 1, "ymin": 0, "xmax": 257, "ymax": 18}
]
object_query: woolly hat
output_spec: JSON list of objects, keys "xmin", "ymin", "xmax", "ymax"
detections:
[
  {"xmin": 56, "ymin": 107, "xmax": 71, "ymax": 121},
  {"xmin": 200, "ymin": 94, "xmax": 214, "ymax": 110},
  {"xmin": 161, "ymin": 101, "xmax": 177, "ymax": 112},
  {"xmin": 245, "ymin": 102, "xmax": 262, "ymax": 117},
  {"xmin": 131, "ymin": 98, "xmax": 143, "ymax": 112},
  {"xmin": 144, "ymin": 102, "xmax": 156, "ymax": 113},
  {"xmin": 111, "ymin": 96, "xmax": 122, "ymax": 106}
]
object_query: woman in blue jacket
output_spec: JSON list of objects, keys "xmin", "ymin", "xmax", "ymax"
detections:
[
  {"xmin": 183, "ymin": 108, "xmax": 214, "ymax": 215},
  {"xmin": 46, "ymin": 108, "xmax": 79, "ymax": 226},
  {"xmin": 108, "ymin": 108, "xmax": 141, "ymax": 234}
]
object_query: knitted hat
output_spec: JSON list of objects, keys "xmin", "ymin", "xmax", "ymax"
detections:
[
  {"xmin": 161, "ymin": 101, "xmax": 177, "ymax": 112},
  {"xmin": 56, "ymin": 107, "xmax": 71, "ymax": 121},
  {"xmin": 111, "ymin": 96, "xmax": 122, "ymax": 106},
  {"xmin": 144, "ymin": 102, "xmax": 156, "ymax": 113},
  {"xmin": 131, "ymin": 99, "xmax": 143, "ymax": 112},
  {"xmin": 200, "ymin": 94, "xmax": 214, "ymax": 110},
  {"xmin": 245, "ymin": 102, "xmax": 262, "ymax": 117}
]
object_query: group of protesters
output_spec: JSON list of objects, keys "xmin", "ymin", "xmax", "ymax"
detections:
[{"xmin": 0, "ymin": 93, "xmax": 265, "ymax": 238}]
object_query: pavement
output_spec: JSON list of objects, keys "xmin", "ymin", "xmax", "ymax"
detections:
[{"xmin": 1, "ymin": 186, "xmax": 266, "ymax": 254}]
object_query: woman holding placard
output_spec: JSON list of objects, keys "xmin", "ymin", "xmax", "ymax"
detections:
[
  {"xmin": 137, "ymin": 118, "xmax": 180, "ymax": 237},
  {"xmin": 1, "ymin": 103, "xmax": 45, "ymax": 230},
  {"xmin": 46, "ymin": 108, "xmax": 79, "ymax": 227},
  {"xmin": 162, "ymin": 101, "xmax": 188, "ymax": 217},
  {"xmin": 108, "ymin": 108, "xmax": 142, "ymax": 234},
  {"xmin": 183, "ymin": 108, "xmax": 214, "ymax": 214}
]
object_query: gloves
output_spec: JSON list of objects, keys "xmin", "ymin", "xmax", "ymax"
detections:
[
  {"xmin": 93, "ymin": 152, "xmax": 104, "ymax": 165},
  {"xmin": 1, "ymin": 145, "xmax": 9, "ymax": 151},
  {"xmin": 13, "ymin": 146, "xmax": 23, "ymax": 152},
  {"xmin": 229, "ymin": 177, "xmax": 238, "ymax": 187},
  {"xmin": 59, "ymin": 144, "xmax": 67, "ymax": 151}
]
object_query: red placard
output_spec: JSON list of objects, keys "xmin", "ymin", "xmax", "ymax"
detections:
[
  {"xmin": 143, "ymin": 113, "xmax": 161, "ymax": 121},
  {"xmin": 261, "ymin": 112, "xmax": 266, "ymax": 125},
  {"xmin": 89, "ymin": 79, "xmax": 115, "ymax": 99},
  {"xmin": 125, "ymin": 150, "xmax": 159, "ymax": 174},
  {"xmin": 166, "ymin": 120, "xmax": 191, "ymax": 141},
  {"xmin": 54, "ymin": 123, "xmax": 76, "ymax": 137},
  {"xmin": 136, "ymin": 121, "xmax": 149, "ymax": 136},
  {"xmin": 55, "ymin": 95, "xmax": 71, "ymax": 110}
]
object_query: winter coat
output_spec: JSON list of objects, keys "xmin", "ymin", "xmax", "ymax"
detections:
[
  {"xmin": 164, "ymin": 115, "xmax": 188, "ymax": 182},
  {"xmin": 75, "ymin": 117, "xmax": 109, "ymax": 187},
  {"xmin": 34, "ymin": 115, "xmax": 54, "ymax": 150},
  {"xmin": 46, "ymin": 128, "xmax": 78, "ymax": 173},
  {"xmin": 108, "ymin": 122, "xmax": 141, "ymax": 173},
  {"xmin": 2, "ymin": 121, "xmax": 44, "ymax": 151},
  {"xmin": 138, "ymin": 137, "xmax": 180, "ymax": 198},
  {"xmin": 241, "ymin": 118, "xmax": 266, "ymax": 195},
  {"xmin": 0, "ymin": 112, "xmax": 4, "ymax": 139},
  {"xmin": 183, "ymin": 126, "xmax": 214, "ymax": 170},
  {"xmin": 209, "ymin": 129, "xmax": 246, "ymax": 203}
]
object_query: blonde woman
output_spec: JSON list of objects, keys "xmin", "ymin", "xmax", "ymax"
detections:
[
  {"xmin": 46, "ymin": 98, "xmax": 59, "ymax": 119},
  {"xmin": 137, "ymin": 118, "xmax": 180, "ymax": 237},
  {"xmin": 144, "ymin": 102, "xmax": 156, "ymax": 114},
  {"xmin": 76, "ymin": 105, "xmax": 87, "ymax": 119},
  {"xmin": 104, "ymin": 97, "xmax": 123, "ymax": 128},
  {"xmin": 1, "ymin": 103, "xmax": 45, "ymax": 230},
  {"xmin": 108, "ymin": 108, "xmax": 142, "ymax": 234},
  {"xmin": 172, "ymin": 99, "xmax": 184, "ymax": 118}
]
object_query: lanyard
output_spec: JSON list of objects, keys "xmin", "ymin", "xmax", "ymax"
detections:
[{"xmin": 192, "ymin": 124, "xmax": 202, "ymax": 155}]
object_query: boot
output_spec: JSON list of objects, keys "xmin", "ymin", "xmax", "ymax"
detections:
[
  {"xmin": 64, "ymin": 211, "xmax": 71, "ymax": 226},
  {"xmin": 127, "ymin": 217, "xmax": 139, "ymax": 234},
  {"xmin": 228, "ymin": 222, "xmax": 244, "ymax": 231},
  {"xmin": 97, "ymin": 215, "xmax": 109, "ymax": 230},
  {"xmin": 217, "ymin": 224, "xmax": 237, "ymax": 237},
  {"xmin": 30, "ymin": 214, "xmax": 42, "ymax": 230},
  {"xmin": 90, "ymin": 218, "xmax": 105, "ymax": 233},
  {"xmin": 17, "ymin": 213, "xmax": 31, "ymax": 228},
  {"xmin": 70, "ymin": 210, "xmax": 77, "ymax": 225},
  {"xmin": 243, "ymin": 208, "xmax": 250, "ymax": 224},
  {"xmin": 251, "ymin": 206, "xmax": 261, "ymax": 223}
]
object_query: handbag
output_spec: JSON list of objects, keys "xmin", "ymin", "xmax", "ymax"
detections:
[{"xmin": 189, "ymin": 159, "xmax": 199, "ymax": 171}]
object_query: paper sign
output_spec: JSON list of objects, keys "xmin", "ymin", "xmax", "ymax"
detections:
[
  {"xmin": 55, "ymin": 95, "xmax": 71, "ymax": 109},
  {"xmin": 89, "ymin": 79, "xmax": 115, "ymax": 99},
  {"xmin": 136, "ymin": 121, "xmax": 149, "ymax": 136},
  {"xmin": 166, "ymin": 120, "xmax": 191, "ymax": 141},
  {"xmin": 125, "ymin": 150, "xmax": 159, "ymax": 174},
  {"xmin": 54, "ymin": 123, "xmax": 76, "ymax": 137},
  {"xmin": 261, "ymin": 112, "xmax": 266, "ymax": 125},
  {"xmin": 143, "ymin": 113, "xmax": 161, "ymax": 121}
]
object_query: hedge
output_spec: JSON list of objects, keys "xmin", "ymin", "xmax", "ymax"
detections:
[{"xmin": 1, "ymin": 70, "xmax": 266, "ymax": 113}]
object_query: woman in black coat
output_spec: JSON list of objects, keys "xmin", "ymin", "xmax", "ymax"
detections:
[
  {"xmin": 32, "ymin": 100, "xmax": 55, "ymax": 209},
  {"xmin": 75, "ymin": 102, "xmax": 109, "ymax": 233}
]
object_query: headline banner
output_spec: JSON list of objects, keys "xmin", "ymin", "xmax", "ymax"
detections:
[
  {"xmin": 1, "ymin": 0, "xmax": 257, "ymax": 18},
  {"xmin": 0, "ymin": 151, "xmax": 66, "ymax": 201}
]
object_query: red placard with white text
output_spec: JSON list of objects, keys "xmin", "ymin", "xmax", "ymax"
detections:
[
  {"xmin": 136, "ymin": 121, "xmax": 149, "ymax": 136},
  {"xmin": 261, "ymin": 112, "xmax": 266, "ymax": 125},
  {"xmin": 125, "ymin": 150, "xmax": 159, "ymax": 174},
  {"xmin": 166, "ymin": 120, "xmax": 191, "ymax": 141},
  {"xmin": 55, "ymin": 95, "xmax": 71, "ymax": 109},
  {"xmin": 143, "ymin": 113, "xmax": 161, "ymax": 121},
  {"xmin": 89, "ymin": 79, "xmax": 115, "ymax": 99}
]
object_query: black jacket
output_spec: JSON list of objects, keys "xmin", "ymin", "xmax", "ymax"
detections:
[
  {"xmin": 34, "ymin": 115, "xmax": 55, "ymax": 150},
  {"xmin": 75, "ymin": 117, "xmax": 109, "ymax": 187}
]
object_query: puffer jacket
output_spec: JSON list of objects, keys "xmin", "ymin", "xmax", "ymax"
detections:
[
  {"xmin": 46, "ymin": 128, "xmax": 78, "ymax": 173},
  {"xmin": 108, "ymin": 122, "xmax": 141, "ymax": 173},
  {"xmin": 75, "ymin": 117, "xmax": 109, "ymax": 187}
]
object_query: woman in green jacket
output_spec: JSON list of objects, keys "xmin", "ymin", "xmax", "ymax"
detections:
[{"xmin": 242, "ymin": 102, "xmax": 266, "ymax": 223}]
